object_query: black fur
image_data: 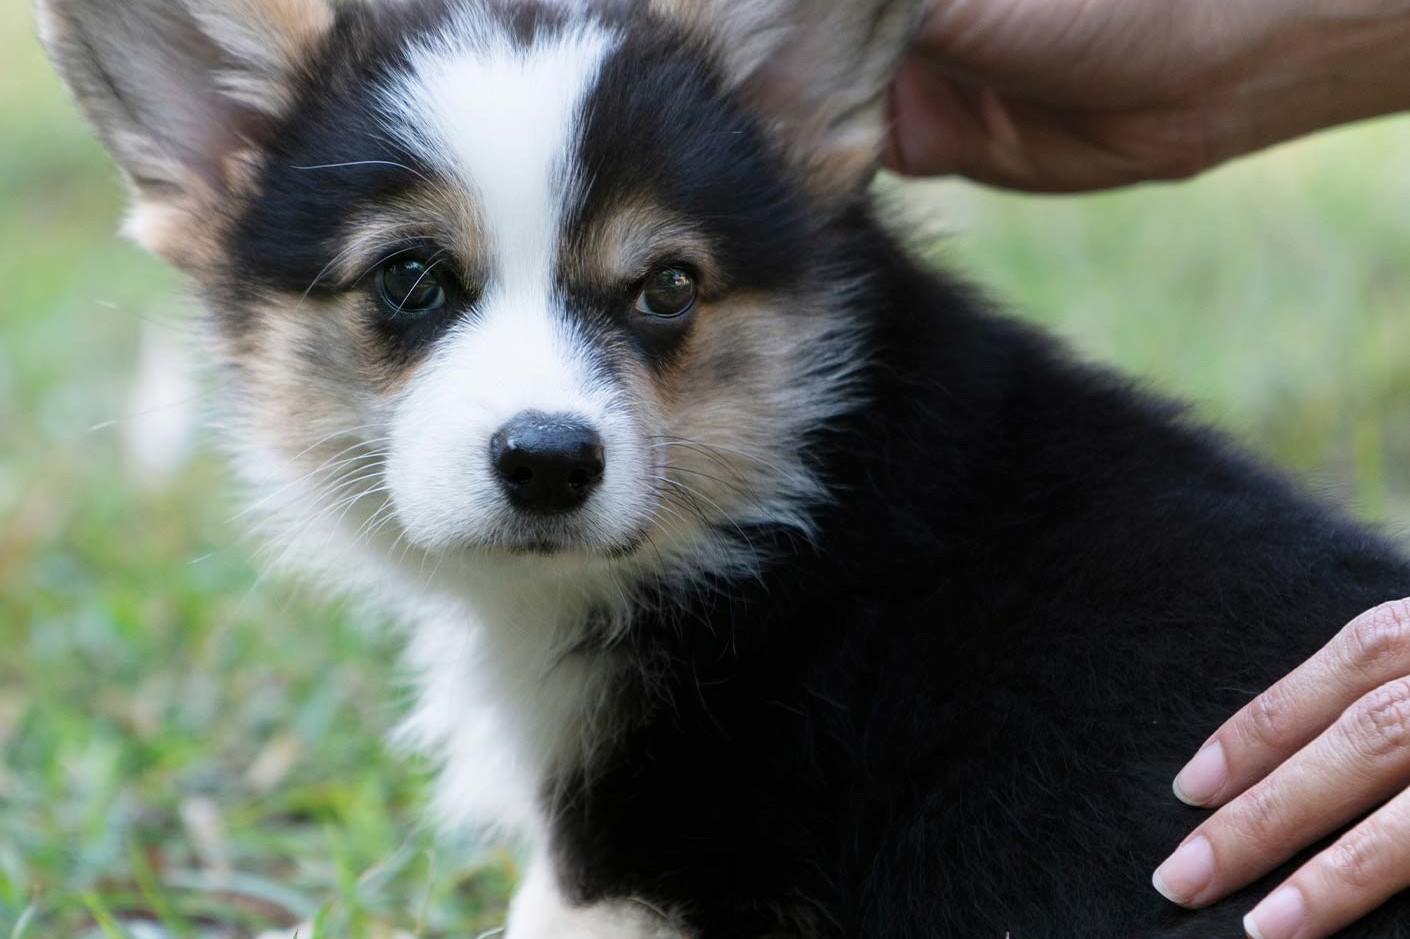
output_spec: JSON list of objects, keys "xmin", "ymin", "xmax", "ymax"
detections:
[
  {"xmin": 201, "ymin": 3, "xmax": 1410, "ymax": 935},
  {"xmin": 514, "ymin": 17, "xmax": 1410, "ymax": 935},
  {"xmin": 565, "ymin": 21, "xmax": 809, "ymax": 371},
  {"xmin": 223, "ymin": 2, "xmax": 450, "ymax": 318},
  {"xmin": 544, "ymin": 213, "xmax": 1410, "ymax": 937}
]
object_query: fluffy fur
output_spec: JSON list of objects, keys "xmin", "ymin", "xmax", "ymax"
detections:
[{"xmin": 39, "ymin": 0, "xmax": 1410, "ymax": 936}]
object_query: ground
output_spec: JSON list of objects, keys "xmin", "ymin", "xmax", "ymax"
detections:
[{"xmin": 2, "ymin": 0, "xmax": 1408, "ymax": 935}]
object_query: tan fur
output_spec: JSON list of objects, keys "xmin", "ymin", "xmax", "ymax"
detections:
[
  {"xmin": 328, "ymin": 191, "xmax": 490, "ymax": 289},
  {"xmin": 574, "ymin": 200, "xmax": 723, "ymax": 291},
  {"xmin": 121, "ymin": 202, "xmax": 223, "ymax": 273},
  {"xmin": 186, "ymin": 0, "xmax": 332, "ymax": 115},
  {"xmin": 647, "ymin": 286, "xmax": 859, "ymax": 541},
  {"xmin": 217, "ymin": 179, "xmax": 496, "ymax": 447},
  {"xmin": 44, "ymin": 9, "xmax": 874, "ymax": 930},
  {"xmin": 217, "ymin": 206, "xmax": 490, "ymax": 499},
  {"xmin": 214, "ymin": 209, "xmax": 853, "ymax": 579},
  {"xmin": 211, "ymin": 0, "xmax": 333, "ymax": 75}
]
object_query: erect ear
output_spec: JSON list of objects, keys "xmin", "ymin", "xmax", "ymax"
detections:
[
  {"xmin": 653, "ymin": 0, "xmax": 927, "ymax": 199},
  {"xmin": 36, "ymin": 0, "xmax": 333, "ymax": 266}
]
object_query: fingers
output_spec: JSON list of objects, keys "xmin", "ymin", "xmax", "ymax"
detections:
[
  {"xmin": 1174, "ymin": 599, "xmax": 1410, "ymax": 809},
  {"xmin": 885, "ymin": 68, "xmax": 1205, "ymax": 190},
  {"xmin": 1244, "ymin": 785, "xmax": 1410, "ymax": 939},
  {"xmin": 1153, "ymin": 677, "xmax": 1410, "ymax": 908},
  {"xmin": 883, "ymin": 56, "xmax": 975, "ymax": 178}
]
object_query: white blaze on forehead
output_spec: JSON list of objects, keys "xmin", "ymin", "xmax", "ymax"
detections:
[
  {"xmin": 384, "ymin": 13, "xmax": 615, "ymax": 291},
  {"xmin": 378, "ymin": 16, "xmax": 650, "ymax": 551}
]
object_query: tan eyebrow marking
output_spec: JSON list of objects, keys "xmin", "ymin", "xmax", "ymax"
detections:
[
  {"xmin": 579, "ymin": 199, "xmax": 723, "ymax": 289},
  {"xmin": 322, "ymin": 185, "xmax": 490, "ymax": 289}
]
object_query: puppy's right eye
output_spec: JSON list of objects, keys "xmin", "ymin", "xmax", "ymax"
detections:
[{"xmin": 377, "ymin": 258, "xmax": 449, "ymax": 316}]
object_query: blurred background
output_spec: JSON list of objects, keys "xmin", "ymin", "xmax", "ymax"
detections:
[{"xmin": 2, "ymin": 0, "xmax": 1407, "ymax": 935}]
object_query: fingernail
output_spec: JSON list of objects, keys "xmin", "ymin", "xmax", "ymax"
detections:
[
  {"xmin": 1174, "ymin": 741, "xmax": 1227, "ymax": 806},
  {"xmin": 1152, "ymin": 835, "xmax": 1215, "ymax": 905},
  {"xmin": 1245, "ymin": 886, "xmax": 1306, "ymax": 939}
]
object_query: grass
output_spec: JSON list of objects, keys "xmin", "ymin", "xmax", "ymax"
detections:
[{"xmin": 2, "ymin": 0, "xmax": 1408, "ymax": 935}]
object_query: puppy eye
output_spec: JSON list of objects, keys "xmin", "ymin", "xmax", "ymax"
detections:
[
  {"xmin": 377, "ymin": 257, "xmax": 449, "ymax": 316},
  {"xmin": 634, "ymin": 267, "xmax": 697, "ymax": 319}
]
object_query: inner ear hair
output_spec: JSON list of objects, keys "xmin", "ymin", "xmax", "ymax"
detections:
[
  {"xmin": 652, "ymin": 0, "xmax": 928, "ymax": 197},
  {"xmin": 37, "ymin": 0, "xmax": 331, "ymax": 201},
  {"xmin": 37, "ymin": 0, "xmax": 333, "ymax": 266}
]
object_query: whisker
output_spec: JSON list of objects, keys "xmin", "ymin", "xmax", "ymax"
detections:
[
  {"xmin": 291, "ymin": 160, "xmax": 431, "ymax": 184},
  {"xmin": 230, "ymin": 434, "xmax": 391, "ymax": 523},
  {"xmin": 658, "ymin": 476, "xmax": 756, "ymax": 553},
  {"xmin": 663, "ymin": 463, "xmax": 756, "ymax": 501},
  {"xmin": 649, "ymin": 435, "xmax": 794, "ymax": 480},
  {"xmin": 87, "ymin": 390, "xmax": 208, "ymax": 436}
]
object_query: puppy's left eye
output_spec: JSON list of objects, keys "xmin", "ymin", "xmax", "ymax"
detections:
[
  {"xmin": 378, "ymin": 258, "xmax": 449, "ymax": 315},
  {"xmin": 634, "ymin": 268, "xmax": 697, "ymax": 319}
]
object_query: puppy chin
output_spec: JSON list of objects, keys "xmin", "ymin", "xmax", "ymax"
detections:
[
  {"xmin": 498, "ymin": 535, "xmax": 648, "ymax": 560},
  {"xmin": 394, "ymin": 508, "xmax": 651, "ymax": 562}
]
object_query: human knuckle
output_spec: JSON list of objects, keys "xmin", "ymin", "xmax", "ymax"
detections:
[
  {"xmin": 1243, "ymin": 684, "xmax": 1294, "ymax": 746},
  {"xmin": 1346, "ymin": 599, "xmax": 1410, "ymax": 668},
  {"xmin": 1323, "ymin": 828, "xmax": 1394, "ymax": 891},
  {"xmin": 1231, "ymin": 782, "xmax": 1287, "ymax": 846},
  {"xmin": 1348, "ymin": 679, "xmax": 1410, "ymax": 760}
]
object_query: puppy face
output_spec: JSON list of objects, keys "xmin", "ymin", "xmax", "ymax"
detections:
[
  {"xmin": 41, "ymin": 0, "xmax": 925, "ymax": 582},
  {"xmin": 222, "ymin": 3, "xmax": 823, "ymax": 564}
]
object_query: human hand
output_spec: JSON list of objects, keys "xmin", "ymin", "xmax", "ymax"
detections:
[
  {"xmin": 1152, "ymin": 599, "xmax": 1410, "ymax": 939},
  {"xmin": 886, "ymin": 0, "xmax": 1410, "ymax": 191}
]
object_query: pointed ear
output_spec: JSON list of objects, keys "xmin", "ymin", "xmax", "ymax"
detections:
[
  {"xmin": 36, "ymin": 0, "xmax": 333, "ymax": 265},
  {"xmin": 653, "ymin": 0, "xmax": 928, "ymax": 199}
]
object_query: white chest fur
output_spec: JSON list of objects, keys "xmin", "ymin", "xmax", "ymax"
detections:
[
  {"xmin": 393, "ymin": 562, "xmax": 624, "ymax": 838},
  {"xmin": 393, "ymin": 566, "xmax": 692, "ymax": 937}
]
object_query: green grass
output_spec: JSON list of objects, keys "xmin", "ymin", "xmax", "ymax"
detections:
[{"xmin": 2, "ymin": 0, "xmax": 1408, "ymax": 935}]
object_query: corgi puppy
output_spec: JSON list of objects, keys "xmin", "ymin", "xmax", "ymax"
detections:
[{"xmin": 38, "ymin": 0, "xmax": 1410, "ymax": 935}]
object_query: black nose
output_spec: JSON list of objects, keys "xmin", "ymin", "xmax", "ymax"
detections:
[{"xmin": 490, "ymin": 412, "xmax": 606, "ymax": 514}]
